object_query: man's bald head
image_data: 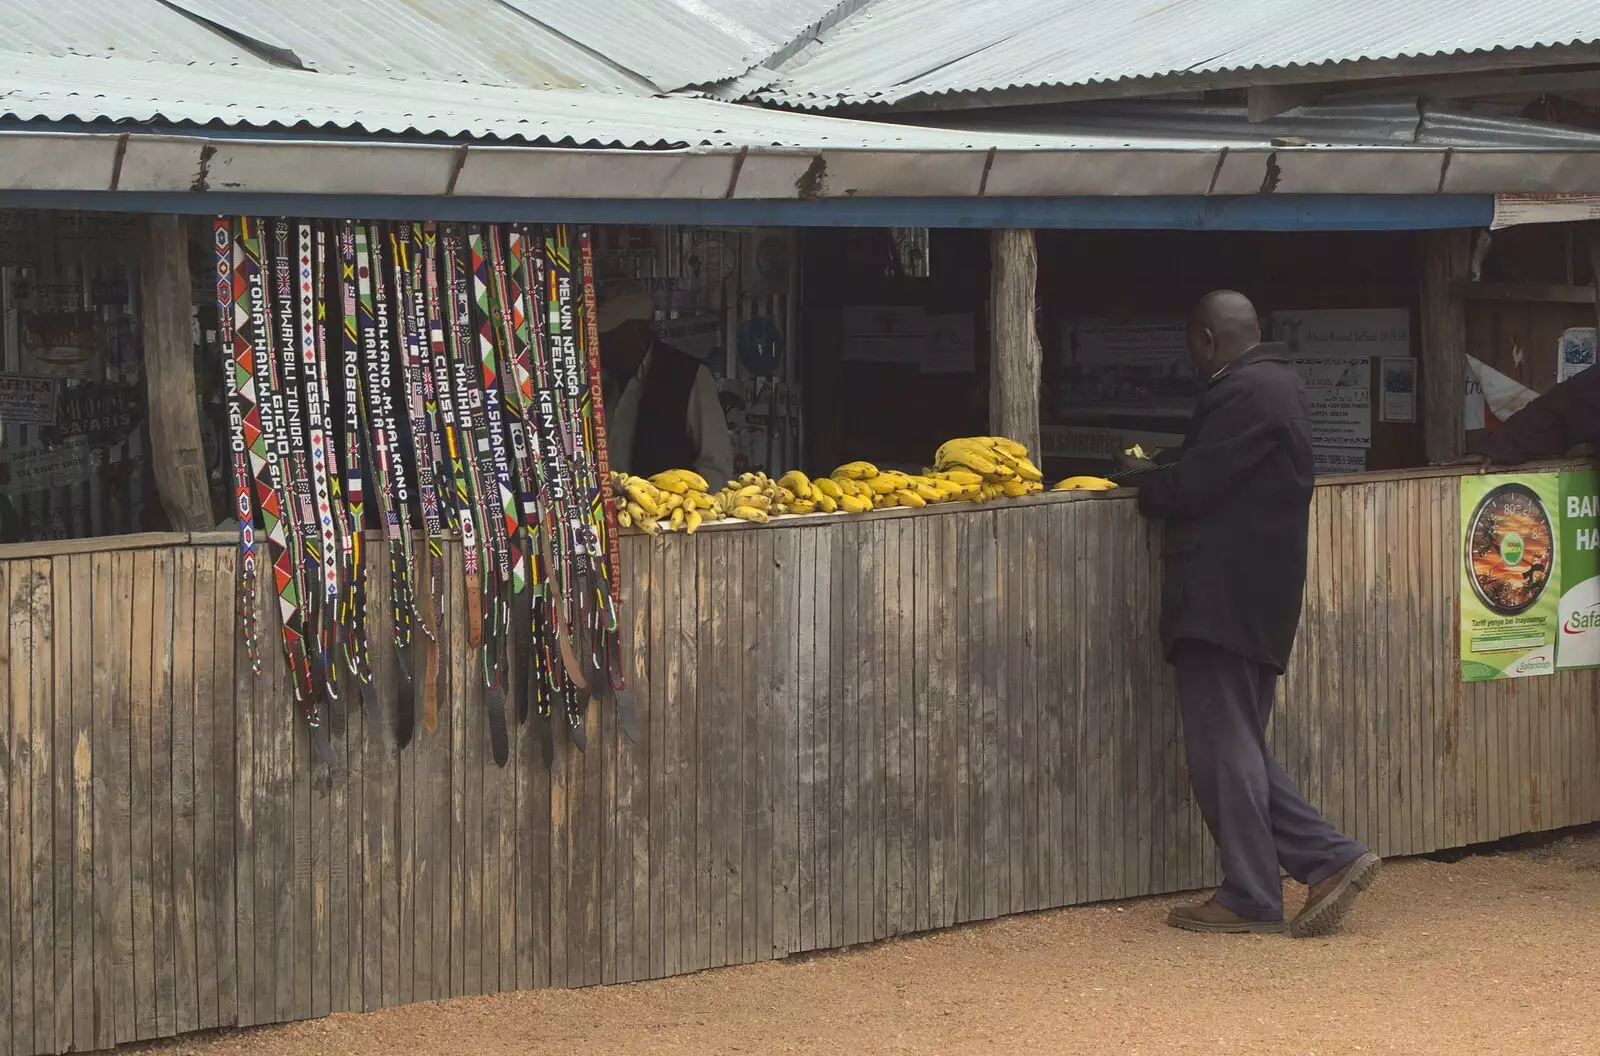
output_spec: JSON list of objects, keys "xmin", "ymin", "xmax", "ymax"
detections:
[{"xmin": 1187, "ymin": 290, "xmax": 1262, "ymax": 378}]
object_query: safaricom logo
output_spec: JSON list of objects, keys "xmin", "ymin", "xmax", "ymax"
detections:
[
  {"xmin": 1565, "ymin": 606, "xmax": 1600, "ymax": 634},
  {"xmin": 1513, "ymin": 653, "xmax": 1555, "ymax": 675}
]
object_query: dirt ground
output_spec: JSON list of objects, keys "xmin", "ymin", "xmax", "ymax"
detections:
[{"xmin": 134, "ymin": 830, "xmax": 1600, "ymax": 1056}]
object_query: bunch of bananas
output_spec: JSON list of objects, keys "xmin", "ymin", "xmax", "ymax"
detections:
[
  {"xmin": 932, "ymin": 436, "xmax": 1046, "ymax": 501},
  {"xmin": 825, "ymin": 461, "xmax": 980, "ymax": 510},
  {"xmin": 712, "ymin": 471, "xmax": 792, "ymax": 524},
  {"xmin": 612, "ymin": 469, "xmax": 720, "ymax": 534}
]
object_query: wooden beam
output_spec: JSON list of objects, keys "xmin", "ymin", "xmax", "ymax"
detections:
[
  {"xmin": 1246, "ymin": 84, "xmax": 1325, "ymax": 122},
  {"xmin": 141, "ymin": 214, "xmax": 214, "ymax": 531},
  {"xmin": 1421, "ymin": 229, "xmax": 1473, "ymax": 462},
  {"xmin": 1585, "ymin": 224, "xmax": 1600, "ymax": 338},
  {"xmin": 987, "ymin": 229, "xmax": 1042, "ymax": 457},
  {"xmin": 1453, "ymin": 279, "xmax": 1598, "ymax": 304}
]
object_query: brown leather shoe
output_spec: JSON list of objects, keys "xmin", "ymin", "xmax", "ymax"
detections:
[
  {"xmin": 1290, "ymin": 852, "xmax": 1381, "ymax": 938},
  {"xmin": 1166, "ymin": 898, "xmax": 1286, "ymax": 934}
]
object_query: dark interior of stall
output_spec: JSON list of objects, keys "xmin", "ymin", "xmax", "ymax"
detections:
[
  {"xmin": 800, "ymin": 223, "xmax": 1596, "ymax": 481},
  {"xmin": 0, "ymin": 212, "xmax": 1591, "ymax": 544}
]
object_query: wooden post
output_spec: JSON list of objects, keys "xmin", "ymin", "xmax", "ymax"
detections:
[
  {"xmin": 1420, "ymin": 228, "xmax": 1472, "ymax": 462},
  {"xmin": 141, "ymin": 214, "xmax": 214, "ymax": 530},
  {"xmin": 988, "ymin": 229, "xmax": 1042, "ymax": 456}
]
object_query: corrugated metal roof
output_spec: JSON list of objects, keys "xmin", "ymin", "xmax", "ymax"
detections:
[
  {"xmin": 0, "ymin": 0, "xmax": 269, "ymax": 65},
  {"xmin": 748, "ymin": 0, "xmax": 1600, "ymax": 109},
  {"xmin": 0, "ymin": 51, "xmax": 1214, "ymax": 149},
  {"xmin": 159, "ymin": 0, "xmax": 655, "ymax": 93}
]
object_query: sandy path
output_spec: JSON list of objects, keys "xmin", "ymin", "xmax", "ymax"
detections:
[{"xmin": 133, "ymin": 831, "xmax": 1600, "ymax": 1056}]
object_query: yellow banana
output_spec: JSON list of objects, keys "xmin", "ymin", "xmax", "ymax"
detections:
[
  {"xmin": 839, "ymin": 494, "xmax": 872, "ymax": 514},
  {"xmin": 777, "ymin": 470, "xmax": 813, "ymax": 500},
  {"xmin": 814, "ymin": 477, "xmax": 843, "ymax": 500},
  {"xmin": 686, "ymin": 509, "xmax": 703, "ymax": 534},
  {"xmin": 617, "ymin": 508, "xmax": 633, "ymax": 529},
  {"xmin": 732, "ymin": 504, "xmax": 769, "ymax": 523},
  {"xmin": 668, "ymin": 507, "xmax": 683, "ymax": 531},
  {"xmin": 816, "ymin": 493, "xmax": 839, "ymax": 514},
  {"xmin": 1053, "ymin": 476, "xmax": 1118, "ymax": 491},
  {"xmin": 985, "ymin": 436, "xmax": 1029, "ymax": 459},
  {"xmin": 936, "ymin": 469, "xmax": 983, "ymax": 487},
  {"xmin": 624, "ymin": 482, "xmax": 662, "ymax": 517},
  {"xmin": 868, "ymin": 475, "xmax": 901, "ymax": 496},
  {"xmin": 789, "ymin": 498, "xmax": 817, "ymax": 514},
  {"xmin": 895, "ymin": 489, "xmax": 926, "ymax": 508},
  {"xmin": 635, "ymin": 511, "xmax": 660, "ymax": 535},
  {"xmin": 1001, "ymin": 478, "xmax": 1030, "ymax": 498},
  {"xmin": 1011, "ymin": 456, "xmax": 1044, "ymax": 483},
  {"xmin": 649, "ymin": 473, "xmax": 690, "ymax": 495},
  {"xmin": 833, "ymin": 461, "xmax": 879, "ymax": 480}
]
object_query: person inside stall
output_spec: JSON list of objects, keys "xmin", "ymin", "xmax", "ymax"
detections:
[
  {"xmin": 1443, "ymin": 363, "xmax": 1600, "ymax": 469},
  {"xmin": 1131, "ymin": 290, "xmax": 1381, "ymax": 938},
  {"xmin": 596, "ymin": 280, "xmax": 735, "ymax": 491}
]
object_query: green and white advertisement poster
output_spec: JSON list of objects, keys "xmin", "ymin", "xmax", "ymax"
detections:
[
  {"xmin": 1460, "ymin": 473, "xmax": 1561, "ymax": 681},
  {"xmin": 1460, "ymin": 470, "xmax": 1600, "ymax": 681},
  {"xmin": 1557, "ymin": 470, "xmax": 1600, "ymax": 671}
]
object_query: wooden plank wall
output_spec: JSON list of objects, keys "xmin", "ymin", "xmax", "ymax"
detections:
[{"xmin": 1, "ymin": 471, "xmax": 1597, "ymax": 1056}]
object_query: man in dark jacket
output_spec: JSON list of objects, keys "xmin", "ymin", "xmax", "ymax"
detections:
[{"xmin": 1136, "ymin": 291, "xmax": 1379, "ymax": 937}]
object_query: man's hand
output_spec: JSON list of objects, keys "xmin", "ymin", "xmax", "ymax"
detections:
[
  {"xmin": 1435, "ymin": 453, "xmax": 1493, "ymax": 473},
  {"xmin": 1115, "ymin": 452, "xmax": 1156, "ymax": 473}
]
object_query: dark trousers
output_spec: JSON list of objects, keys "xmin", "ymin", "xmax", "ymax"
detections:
[{"xmin": 1172, "ymin": 638, "xmax": 1366, "ymax": 921}]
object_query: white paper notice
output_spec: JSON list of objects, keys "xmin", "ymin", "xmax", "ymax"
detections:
[
  {"xmin": 1060, "ymin": 319, "xmax": 1196, "ymax": 416},
  {"xmin": 1270, "ymin": 309, "xmax": 1407, "ymax": 449},
  {"xmin": 1041, "ymin": 425, "xmax": 1186, "ymax": 462},
  {"xmin": 1313, "ymin": 448, "xmax": 1367, "ymax": 476},
  {"xmin": 1379, "ymin": 357, "xmax": 1417, "ymax": 424},
  {"xmin": 841, "ymin": 306, "xmax": 929, "ymax": 364},
  {"xmin": 1558, "ymin": 327, "xmax": 1596, "ymax": 385},
  {"xmin": 1290, "ymin": 356, "xmax": 1371, "ymax": 448},
  {"xmin": 1465, "ymin": 369, "xmax": 1486, "ymax": 430},
  {"xmin": 1492, "ymin": 194, "xmax": 1600, "ymax": 231},
  {"xmin": 923, "ymin": 314, "xmax": 976, "ymax": 374}
]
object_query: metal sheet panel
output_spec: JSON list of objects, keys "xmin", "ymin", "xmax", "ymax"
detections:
[
  {"xmin": 984, "ymin": 149, "xmax": 1224, "ymax": 196},
  {"xmin": 453, "ymin": 147, "xmax": 737, "ymax": 199},
  {"xmin": 1443, "ymin": 151, "xmax": 1600, "ymax": 193},
  {"xmin": 0, "ymin": 131, "xmax": 120, "ymax": 190},
  {"xmin": 751, "ymin": 0, "xmax": 1600, "ymax": 109},
  {"xmin": 0, "ymin": 0, "xmax": 269, "ymax": 65},
  {"xmin": 813, "ymin": 149, "xmax": 989, "ymax": 196},
  {"xmin": 1212, "ymin": 147, "xmax": 1449, "ymax": 194},
  {"xmin": 159, "ymin": 0, "xmax": 655, "ymax": 93},
  {"xmin": 118, "ymin": 136, "xmax": 461, "ymax": 194}
]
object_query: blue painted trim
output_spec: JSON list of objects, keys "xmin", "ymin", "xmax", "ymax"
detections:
[{"xmin": 0, "ymin": 190, "xmax": 1494, "ymax": 230}]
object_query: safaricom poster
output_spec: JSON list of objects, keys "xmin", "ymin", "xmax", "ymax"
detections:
[
  {"xmin": 1460, "ymin": 470, "xmax": 1600, "ymax": 681},
  {"xmin": 1460, "ymin": 474, "xmax": 1561, "ymax": 681},
  {"xmin": 1558, "ymin": 471, "xmax": 1600, "ymax": 670}
]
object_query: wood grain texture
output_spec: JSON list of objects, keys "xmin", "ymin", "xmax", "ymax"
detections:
[{"xmin": 1, "ymin": 470, "xmax": 1598, "ymax": 1056}]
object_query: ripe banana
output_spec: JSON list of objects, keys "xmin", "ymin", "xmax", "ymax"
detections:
[
  {"xmin": 816, "ymin": 493, "xmax": 839, "ymax": 514},
  {"xmin": 777, "ymin": 470, "xmax": 814, "ymax": 500},
  {"xmin": 839, "ymin": 494, "xmax": 872, "ymax": 513},
  {"xmin": 833, "ymin": 461, "xmax": 879, "ymax": 480},
  {"xmin": 731, "ymin": 504, "xmax": 769, "ymax": 523},
  {"xmin": 1053, "ymin": 475, "xmax": 1118, "ymax": 492},
  {"xmin": 814, "ymin": 477, "xmax": 844, "ymax": 500},
  {"xmin": 895, "ymin": 489, "xmax": 926, "ymax": 508},
  {"xmin": 686, "ymin": 509, "xmax": 703, "ymax": 534}
]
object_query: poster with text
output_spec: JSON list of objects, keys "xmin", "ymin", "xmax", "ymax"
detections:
[
  {"xmin": 1460, "ymin": 473, "xmax": 1560, "ymax": 681},
  {"xmin": 1558, "ymin": 471, "xmax": 1600, "ymax": 670}
]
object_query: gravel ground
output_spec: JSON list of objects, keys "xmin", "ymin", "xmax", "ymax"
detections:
[{"xmin": 133, "ymin": 830, "xmax": 1600, "ymax": 1056}]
